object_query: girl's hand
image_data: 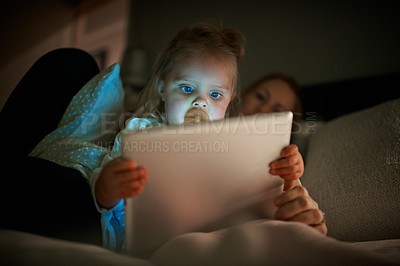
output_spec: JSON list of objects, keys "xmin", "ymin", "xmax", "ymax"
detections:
[
  {"xmin": 274, "ymin": 186, "xmax": 327, "ymax": 235},
  {"xmin": 95, "ymin": 157, "xmax": 148, "ymax": 209},
  {"xmin": 269, "ymin": 144, "xmax": 304, "ymax": 191}
]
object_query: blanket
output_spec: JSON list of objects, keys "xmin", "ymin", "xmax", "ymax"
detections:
[{"xmin": 2, "ymin": 222, "xmax": 400, "ymax": 266}]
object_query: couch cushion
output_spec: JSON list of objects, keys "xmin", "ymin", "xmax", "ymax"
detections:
[{"xmin": 301, "ymin": 98, "xmax": 400, "ymax": 242}]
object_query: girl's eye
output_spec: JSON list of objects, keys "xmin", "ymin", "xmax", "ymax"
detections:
[
  {"xmin": 209, "ymin": 91, "xmax": 223, "ymax": 99},
  {"xmin": 180, "ymin": 86, "xmax": 194, "ymax": 93}
]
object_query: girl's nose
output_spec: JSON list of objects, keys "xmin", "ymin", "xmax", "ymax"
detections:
[{"xmin": 192, "ymin": 97, "xmax": 208, "ymax": 108}]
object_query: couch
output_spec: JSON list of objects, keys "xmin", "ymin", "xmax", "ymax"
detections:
[
  {"xmin": 1, "ymin": 60, "xmax": 399, "ymax": 265},
  {"xmin": 300, "ymin": 97, "xmax": 400, "ymax": 243},
  {"xmin": 1, "ymin": 97, "xmax": 399, "ymax": 265}
]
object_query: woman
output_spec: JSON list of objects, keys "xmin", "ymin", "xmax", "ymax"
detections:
[{"xmin": 240, "ymin": 73, "xmax": 302, "ymax": 122}]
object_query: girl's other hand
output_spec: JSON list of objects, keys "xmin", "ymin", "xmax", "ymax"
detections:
[{"xmin": 269, "ymin": 144, "xmax": 304, "ymax": 191}]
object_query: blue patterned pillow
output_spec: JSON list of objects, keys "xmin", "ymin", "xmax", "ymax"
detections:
[
  {"xmin": 57, "ymin": 63, "xmax": 124, "ymax": 145},
  {"xmin": 30, "ymin": 63, "xmax": 124, "ymax": 178}
]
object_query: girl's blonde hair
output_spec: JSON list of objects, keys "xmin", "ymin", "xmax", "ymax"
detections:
[{"xmin": 135, "ymin": 22, "xmax": 246, "ymax": 123}]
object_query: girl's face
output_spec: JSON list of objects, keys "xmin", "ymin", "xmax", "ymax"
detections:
[
  {"xmin": 159, "ymin": 54, "xmax": 235, "ymax": 125},
  {"xmin": 240, "ymin": 79, "xmax": 296, "ymax": 115}
]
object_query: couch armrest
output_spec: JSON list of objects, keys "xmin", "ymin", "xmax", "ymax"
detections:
[{"xmin": 301, "ymin": 98, "xmax": 400, "ymax": 242}]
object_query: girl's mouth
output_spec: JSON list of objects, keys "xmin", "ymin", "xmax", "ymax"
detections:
[{"xmin": 184, "ymin": 107, "xmax": 209, "ymax": 123}]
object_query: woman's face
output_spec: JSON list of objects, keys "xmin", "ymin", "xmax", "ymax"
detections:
[
  {"xmin": 159, "ymin": 54, "xmax": 235, "ymax": 125},
  {"xmin": 240, "ymin": 79, "xmax": 297, "ymax": 115}
]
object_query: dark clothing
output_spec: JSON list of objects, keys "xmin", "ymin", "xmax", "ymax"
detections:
[{"xmin": 0, "ymin": 48, "xmax": 102, "ymax": 245}]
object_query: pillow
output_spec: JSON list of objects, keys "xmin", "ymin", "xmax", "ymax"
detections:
[
  {"xmin": 56, "ymin": 63, "xmax": 124, "ymax": 146},
  {"xmin": 30, "ymin": 63, "xmax": 124, "ymax": 179},
  {"xmin": 301, "ymin": 98, "xmax": 400, "ymax": 242}
]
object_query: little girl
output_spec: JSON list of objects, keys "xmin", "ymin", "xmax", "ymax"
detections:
[{"xmin": 91, "ymin": 22, "xmax": 325, "ymax": 253}]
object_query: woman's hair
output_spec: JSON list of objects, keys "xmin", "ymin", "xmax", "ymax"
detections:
[
  {"xmin": 243, "ymin": 73, "xmax": 303, "ymax": 118},
  {"xmin": 134, "ymin": 22, "xmax": 246, "ymax": 123}
]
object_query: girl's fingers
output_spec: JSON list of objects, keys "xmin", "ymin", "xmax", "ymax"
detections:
[
  {"xmin": 269, "ymin": 164, "xmax": 302, "ymax": 176},
  {"xmin": 121, "ymin": 179, "xmax": 144, "ymax": 190},
  {"xmin": 107, "ymin": 157, "xmax": 139, "ymax": 173},
  {"xmin": 121, "ymin": 186, "xmax": 144, "ymax": 198},
  {"xmin": 280, "ymin": 171, "xmax": 303, "ymax": 182},
  {"xmin": 281, "ymin": 144, "xmax": 299, "ymax": 157},
  {"xmin": 283, "ymin": 180, "xmax": 296, "ymax": 191},
  {"xmin": 115, "ymin": 167, "xmax": 147, "ymax": 183},
  {"xmin": 270, "ymin": 153, "xmax": 303, "ymax": 169}
]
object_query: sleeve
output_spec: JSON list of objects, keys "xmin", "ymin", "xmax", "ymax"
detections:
[
  {"xmin": 89, "ymin": 128, "xmax": 128, "ymax": 252},
  {"xmin": 89, "ymin": 117, "xmax": 158, "ymax": 252},
  {"xmin": 100, "ymin": 200, "xmax": 126, "ymax": 252}
]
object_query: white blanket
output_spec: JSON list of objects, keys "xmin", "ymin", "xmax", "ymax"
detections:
[
  {"xmin": 150, "ymin": 219, "xmax": 400, "ymax": 266},
  {"xmin": 1, "ymin": 226, "xmax": 399, "ymax": 266}
]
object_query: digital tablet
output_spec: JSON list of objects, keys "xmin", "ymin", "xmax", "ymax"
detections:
[{"xmin": 122, "ymin": 112, "xmax": 293, "ymax": 257}]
